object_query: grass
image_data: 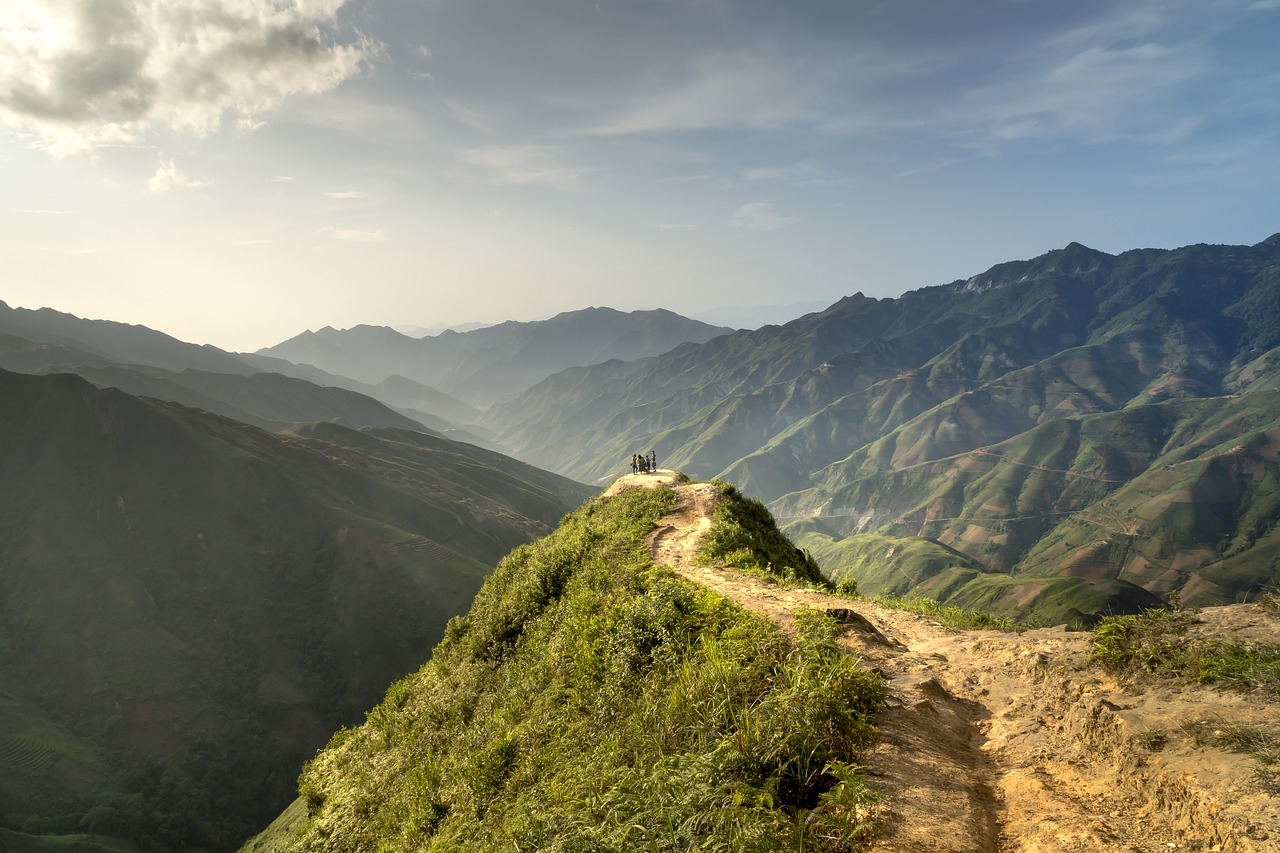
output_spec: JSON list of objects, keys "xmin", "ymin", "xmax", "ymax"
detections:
[
  {"xmin": 1135, "ymin": 728, "xmax": 1168, "ymax": 752},
  {"xmin": 1092, "ymin": 608, "xmax": 1280, "ymax": 695},
  {"xmin": 281, "ymin": 484, "xmax": 888, "ymax": 852},
  {"xmin": 697, "ymin": 480, "xmax": 831, "ymax": 590},
  {"xmin": 1181, "ymin": 718, "xmax": 1279, "ymax": 787},
  {"xmin": 869, "ymin": 593, "xmax": 1024, "ymax": 633}
]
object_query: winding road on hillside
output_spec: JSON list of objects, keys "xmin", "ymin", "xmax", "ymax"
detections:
[{"xmin": 608, "ymin": 471, "xmax": 1280, "ymax": 853}]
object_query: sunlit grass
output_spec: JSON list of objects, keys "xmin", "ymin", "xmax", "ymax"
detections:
[
  {"xmin": 870, "ymin": 593, "xmax": 1024, "ymax": 633},
  {"xmin": 1092, "ymin": 608, "xmax": 1280, "ymax": 695}
]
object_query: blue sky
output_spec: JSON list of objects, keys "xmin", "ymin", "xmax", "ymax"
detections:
[{"xmin": 2, "ymin": 0, "xmax": 1278, "ymax": 351}]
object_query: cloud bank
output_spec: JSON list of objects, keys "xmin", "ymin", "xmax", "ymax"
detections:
[{"xmin": 0, "ymin": 0, "xmax": 374, "ymax": 156}]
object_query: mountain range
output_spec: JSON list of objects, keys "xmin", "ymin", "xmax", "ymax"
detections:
[
  {"xmin": 255, "ymin": 307, "xmax": 734, "ymax": 408},
  {"xmin": 0, "ymin": 301, "xmax": 733, "ymax": 442},
  {"xmin": 472, "ymin": 236, "xmax": 1280, "ymax": 623}
]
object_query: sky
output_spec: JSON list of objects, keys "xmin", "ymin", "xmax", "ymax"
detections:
[{"xmin": 2, "ymin": 0, "xmax": 1278, "ymax": 352}]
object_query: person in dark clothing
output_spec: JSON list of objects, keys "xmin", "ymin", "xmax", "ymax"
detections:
[
  {"xmin": 649, "ymin": 450, "xmax": 657, "ymax": 472},
  {"xmin": 630, "ymin": 454, "xmax": 638, "ymax": 474}
]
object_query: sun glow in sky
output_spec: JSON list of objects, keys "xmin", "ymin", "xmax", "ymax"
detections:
[{"xmin": 3, "ymin": 0, "xmax": 1278, "ymax": 351}]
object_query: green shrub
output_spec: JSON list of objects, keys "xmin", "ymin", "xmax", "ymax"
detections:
[{"xmin": 698, "ymin": 482, "xmax": 828, "ymax": 588}]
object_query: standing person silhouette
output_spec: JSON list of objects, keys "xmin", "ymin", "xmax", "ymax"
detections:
[
  {"xmin": 649, "ymin": 450, "xmax": 657, "ymax": 473},
  {"xmin": 630, "ymin": 454, "xmax": 638, "ymax": 475}
]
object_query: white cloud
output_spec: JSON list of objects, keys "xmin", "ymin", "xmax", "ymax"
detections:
[
  {"xmin": 325, "ymin": 190, "xmax": 365, "ymax": 198},
  {"xmin": 321, "ymin": 226, "xmax": 389, "ymax": 242},
  {"xmin": 453, "ymin": 145, "xmax": 591, "ymax": 191},
  {"xmin": 271, "ymin": 175, "xmax": 294, "ymax": 182},
  {"xmin": 0, "ymin": 0, "xmax": 375, "ymax": 157},
  {"xmin": 730, "ymin": 202, "xmax": 798, "ymax": 231},
  {"xmin": 147, "ymin": 158, "xmax": 213, "ymax": 193}
]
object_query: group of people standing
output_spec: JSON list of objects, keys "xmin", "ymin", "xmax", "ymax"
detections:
[{"xmin": 630, "ymin": 450, "xmax": 658, "ymax": 475}]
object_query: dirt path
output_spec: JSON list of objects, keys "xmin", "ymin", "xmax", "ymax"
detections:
[{"xmin": 618, "ymin": 474, "xmax": 1280, "ymax": 852}]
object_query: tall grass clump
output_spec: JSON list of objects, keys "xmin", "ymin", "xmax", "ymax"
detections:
[
  {"xmin": 287, "ymin": 484, "xmax": 886, "ymax": 852},
  {"xmin": 1093, "ymin": 608, "xmax": 1280, "ymax": 694},
  {"xmin": 697, "ymin": 480, "xmax": 829, "ymax": 588}
]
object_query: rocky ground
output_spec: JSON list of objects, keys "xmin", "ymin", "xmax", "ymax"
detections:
[{"xmin": 612, "ymin": 471, "xmax": 1280, "ymax": 853}]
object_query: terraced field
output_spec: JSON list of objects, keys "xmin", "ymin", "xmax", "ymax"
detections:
[{"xmin": 0, "ymin": 735, "xmax": 55, "ymax": 774}]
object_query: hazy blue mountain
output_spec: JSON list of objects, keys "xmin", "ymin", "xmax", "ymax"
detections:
[
  {"xmin": 234, "ymin": 353, "xmax": 480, "ymax": 432},
  {"xmin": 0, "ymin": 335, "xmax": 443, "ymax": 436},
  {"xmin": 391, "ymin": 321, "xmax": 491, "ymax": 337},
  {"xmin": 0, "ymin": 369, "xmax": 592, "ymax": 853},
  {"xmin": 257, "ymin": 306, "xmax": 735, "ymax": 406},
  {"xmin": 0, "ymin": 300, "xmax": 256, "ymax": 374}
]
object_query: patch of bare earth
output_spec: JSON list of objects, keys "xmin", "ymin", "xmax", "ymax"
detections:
[{"xmin": 618, "ymin": 477, "xmax": 1280, "ymax": 853}]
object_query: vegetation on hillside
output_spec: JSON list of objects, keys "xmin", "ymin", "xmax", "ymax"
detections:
[
  {"xmin": 697, "ymin": 480, "xmax": 828, "ymax": 587},
  {"xmin": 273, "ymin": 485, "xmax": 886, "ymax": 852},
  {"xmin": 475, "ymin": 236, "xmax": 1280, "ymax": 622},
  {"xmin": 1092, "ymin": 608, "xmax": 1280, "ymax": 695},
  {"xmin": 0, "ymin": 370, "xmax": 591, "ymax": 853},
  {"xmin": 869, "ymin": 593, "xmax": 1023, "ymax": 633}
]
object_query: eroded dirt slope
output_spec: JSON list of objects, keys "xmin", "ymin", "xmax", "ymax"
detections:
[{"xmin": 615, "ymin": 472, "xmax": 1280, "ymax": 853}]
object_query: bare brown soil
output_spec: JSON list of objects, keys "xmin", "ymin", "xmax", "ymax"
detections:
[{"xmin": 615, "ymin": 472, "xmax": 1280, "ymax": 852}]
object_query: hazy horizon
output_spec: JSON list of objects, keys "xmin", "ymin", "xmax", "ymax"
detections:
[{"xmin": 4, "ymin": 0, "xmax": 1278, "ymax": 352}]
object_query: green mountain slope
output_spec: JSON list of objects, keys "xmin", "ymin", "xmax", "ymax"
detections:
[
  {"xmin": 473, "ymin": 236, "xmax": 1280, "ymax": 617},
  {"xmin": 243, "ymin": 483, "xmax": 884, "ymax": 853},
  {"xmin": 778, "ymin": 391, "xmax": 1280, "ymax": 623},
  {"xmin": 0, "ymin": 370, "xmax": 592, "ymax": 853}
]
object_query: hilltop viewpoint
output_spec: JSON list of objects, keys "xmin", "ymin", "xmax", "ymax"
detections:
[{"xmin": 244, "ymin": 471, "xmax": 1280, "ymax": 852}]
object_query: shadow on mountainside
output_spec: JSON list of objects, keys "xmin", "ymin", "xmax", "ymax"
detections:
[{"xmin": 611, "ymin": 471, "xmax": 1280, "ymax": 853}]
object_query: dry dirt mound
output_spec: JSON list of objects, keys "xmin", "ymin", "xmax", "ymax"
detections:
[{"xmin": 622, "ymin": 477, "xmax": 1280, "ymax": 853}]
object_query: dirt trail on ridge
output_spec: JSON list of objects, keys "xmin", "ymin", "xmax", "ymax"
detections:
[{"xmin": 610, "ymin": 472, "xmax": 1280, "ymax": 853}]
